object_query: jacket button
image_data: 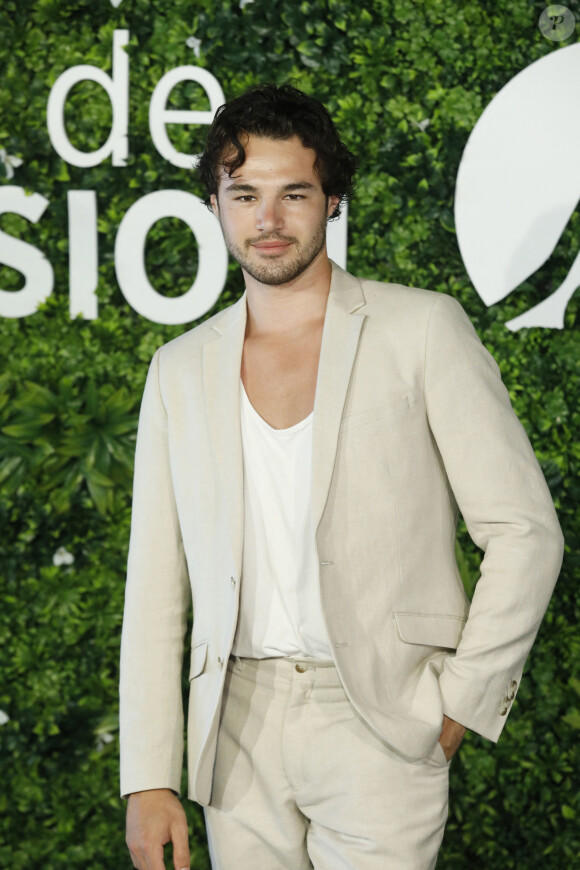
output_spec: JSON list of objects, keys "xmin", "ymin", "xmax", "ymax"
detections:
[{"xmin": 295, "ymin": 664, "xmax": 306, "ymax": 673}]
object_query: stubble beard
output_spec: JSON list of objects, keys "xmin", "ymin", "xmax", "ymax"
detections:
[{"xmin": 221, "ymin": 214, "xmax": 328, "ymax": 286}]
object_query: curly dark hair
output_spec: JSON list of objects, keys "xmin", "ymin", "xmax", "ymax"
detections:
[{"xmin": 196, "ymin": 83, "xmax": 358, "ymax": 219}]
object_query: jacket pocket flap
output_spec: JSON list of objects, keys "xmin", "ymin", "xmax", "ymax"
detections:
[
  {"xmin": 189, "ymin": 641, "xmax": 208, "ymax": 680},
  {"xmin": 394, "ymin": 612, "xmax": 466, "ymax": 649}
]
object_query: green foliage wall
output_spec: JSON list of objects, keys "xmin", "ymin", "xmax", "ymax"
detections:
[{"xmin": 0, "ymin": 0, "xmax": 578, "ymax": 866}]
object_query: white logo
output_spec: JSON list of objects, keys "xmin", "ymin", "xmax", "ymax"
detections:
[
  {"xmin": 538, "ymin": 5, "xmax": 576, "ymax": 42},
  {"xmin": 455, "ymin": 43, "xmax": 580, "ymax": 330}
]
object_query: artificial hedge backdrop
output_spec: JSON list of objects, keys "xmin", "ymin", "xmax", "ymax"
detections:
[{"xmin": 1, "ymin": 0, "xmax": 579, "ymax": 867}]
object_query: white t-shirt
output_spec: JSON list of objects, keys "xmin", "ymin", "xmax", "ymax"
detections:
[{"xmin": 231, "ymin": 381, "xmax": 332, "ymax": 660}]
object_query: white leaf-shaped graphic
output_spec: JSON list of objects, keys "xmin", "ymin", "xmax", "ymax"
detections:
[
  {"xmin": 455, "ymin": 44, "xmax": 580, "ymax": 329},
  {"xmin": 110, "ymin": 0, "xmax": 124, "ymax": 7}
]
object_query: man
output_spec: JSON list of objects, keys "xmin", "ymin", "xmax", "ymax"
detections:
[{"xmin": 120, "ymin": 84, "xmax": 563, "ymax": 870}]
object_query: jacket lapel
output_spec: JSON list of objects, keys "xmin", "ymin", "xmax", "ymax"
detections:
[
  {"xmin": 202, "ymin": 295, "xmax": 247, "ymax": 577},
  {"xmin": 200, "ymin": 261, "xmax": 366, "ymax": 565},
  {"xmin": 311, "ymin": 262, "xmax": 367, "ymax": 533}
]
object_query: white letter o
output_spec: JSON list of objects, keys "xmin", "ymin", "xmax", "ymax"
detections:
[{"xmin": 114, "ymin": 190, "xmax": 228, "ymax": 325}]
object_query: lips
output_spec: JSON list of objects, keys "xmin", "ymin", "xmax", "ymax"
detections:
[{"xmin": 253, "ymin": 241, "xmax": 292, "ymax": 252}]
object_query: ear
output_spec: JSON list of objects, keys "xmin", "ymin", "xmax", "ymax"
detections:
[
  {"xmin": 327, "ymin": 195, "xmax": 341, "ymax": 219},
  {"xmin": 210, "ymin": 193, "xmax": 219, "ymax": 216}
]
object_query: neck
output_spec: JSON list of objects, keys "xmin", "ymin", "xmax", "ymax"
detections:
[{"xmin": 243, "ymin": 251, "xmax": 332, "ymax": 338}]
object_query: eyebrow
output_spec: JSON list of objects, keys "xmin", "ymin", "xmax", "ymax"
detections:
[{"xmin": 224, "ymin": 181, "xmax": 317, "ymax": 194}]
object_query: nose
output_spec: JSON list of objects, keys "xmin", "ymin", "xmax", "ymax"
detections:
[{"xmin": 256, "ymin": 197, "xmax": 283, "ymax": 233}]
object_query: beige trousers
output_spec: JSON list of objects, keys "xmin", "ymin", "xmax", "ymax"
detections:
[{"xmin": 204, "ymin": 657, "xmax": 450, "ymax": 870}]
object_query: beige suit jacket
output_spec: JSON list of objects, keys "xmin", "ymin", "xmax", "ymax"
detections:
[{"xmin": 120, "ymin": 262, "xmax": 563, "ymax": 805}]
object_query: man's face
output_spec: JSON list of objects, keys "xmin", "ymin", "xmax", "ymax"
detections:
[{"xmin": 211, "ymin": 135, "xmax": 339, "ymax": 287}]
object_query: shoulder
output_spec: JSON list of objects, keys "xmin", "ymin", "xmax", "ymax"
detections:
[
  {"xmin": 333, "ymin": 263, "xmax": 469, "ymax": 342},
  {"xmin": 332, "ymin": 261, "xmax": 463, "ymax": 319},
  {"xmin": 155, "ymin": 295, "xmax": 245, "ymax": 365},
  {"xmin": 361, "ymin": 275, "xmax": 484, "ymax": 363},
  {"xmin": 359, "ymin": 274, "xmax": 464, "ymax": 322}
]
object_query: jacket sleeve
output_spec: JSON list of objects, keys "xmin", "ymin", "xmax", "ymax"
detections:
[
  {"xmin": 424, "ymin": 294, "xmax": 564, "ymax": 741},
  {"xmin": 119, "ymin": 349, "xmax": 191, "ymax": 797}
]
